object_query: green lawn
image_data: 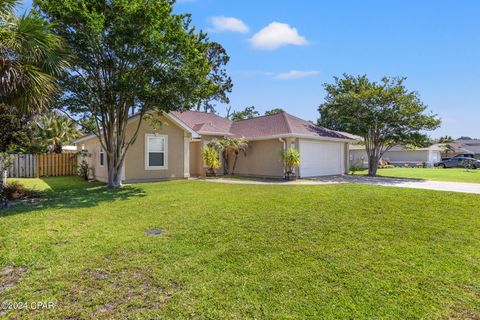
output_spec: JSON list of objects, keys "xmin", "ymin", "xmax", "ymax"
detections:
[
  {"xmin": 1, "ymin": 177, "xmax": 480, "ymax": 319},
  {"xmin": 355, "ymin": 167, "xmax": 480, "ymax": 183}
]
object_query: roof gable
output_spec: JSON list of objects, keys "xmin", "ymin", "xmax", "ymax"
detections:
[{"xmin": 170, "ymin": 110, "xmax": 232, "ymax": 135}]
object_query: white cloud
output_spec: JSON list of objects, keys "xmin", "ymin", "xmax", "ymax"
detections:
[
  {"xmin": 209, "ymin": 16, "xmax": 249, "ymax": 33},
  {"xmin": 275, "ymin": 70, "xmax": 320, "ymax": 80},
  {"xmin": 250, "ymin": 22, "xmax": 308, "ymax": 50}
]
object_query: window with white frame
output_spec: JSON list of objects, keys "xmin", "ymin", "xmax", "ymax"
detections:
[
  {"xmin": 146, "ymin": 134, "xmax": 167, "ymax": 169},
  {"xmin": 99, "ymin": 149, "xmax": 105, "ymax": 167}
]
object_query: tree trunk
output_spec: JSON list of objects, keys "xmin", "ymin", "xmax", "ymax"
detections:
[
  {"xmin": 0, "ymin": 170, "xmax": 7, "ymax": 209},
  {"xmin": 54, "ymin": 143, "xmax": 63, "ymax": 154},
  {"xmin": 1, "ymin": 170, "xmax": 7, "ymax": 187},
  {"xmin": 106, "ymin": 149, "xmax": 124, "ymax": 188},
  {"xmin": 107, "ymin": 162, "xmax": 123, "ymax": 188},
  {"xmin": 232, "ymin": 152, "xmax": 239, "ymax": 175},
  {"xmin": 367, "ymin": 154, "xmax": 379, "ymax": 176},
  {"xmin": 222, "ymin": 152, "xmax": 229, "ymax": 175}
]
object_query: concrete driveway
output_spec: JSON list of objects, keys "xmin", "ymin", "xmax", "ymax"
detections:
[
  {"xmin": 314, "ymin": 175, "xmax": 480, "ymax": 194},
  {"xmin": 195, "ymin": 176, "xmax": 480, "ymax": 195}
]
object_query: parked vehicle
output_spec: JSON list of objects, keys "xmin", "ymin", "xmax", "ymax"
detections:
[
  {"xmin": 453, "ymin": 153, "xmax": 475, "ymax": 158},
  {"xmin": 435, "ymin": 157, "xmax": 480, "ymax": 169},
  {"xmin": 441, "ymin": 153, "xmax": 475, "ymax": 161}
]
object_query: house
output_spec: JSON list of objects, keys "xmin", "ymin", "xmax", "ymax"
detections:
[
  {"xmin": 442, "ymin": 139, "xmax": 480, "ymax": 159},
  {"xmin": 350, "ymin": 144, "xmax": 443, "ymax": 168},
  {"xmin": 73, "ymin": 111, "xmax": 354, "ymax": 183}
]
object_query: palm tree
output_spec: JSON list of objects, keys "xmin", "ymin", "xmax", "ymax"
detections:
[
  {"xmin": 201, "ymin": 145, "xmax": 220, "ymax": 176},
  {"xmin": 281, "ymin": 147, "xmax": 300, "ymax": 180},
  {"xmin": 208, "ymin": 139, "xmax": 231, "ymax": 175},
  {"xmin": 0, "ymin": 0, "xmax": 68, "ymax": 114},
  {"xmin": 440, "ymin": 143, "xmax": 455, "ymax": 158},
  {"xmin": 34, "ymin": 113, "xmax": 80, "ymax": 153},
  {"xmin": 230, "ymin": 137, "xmax": 248, "ymax": 175}
]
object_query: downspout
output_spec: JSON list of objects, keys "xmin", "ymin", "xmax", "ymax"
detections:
[{"xmin": 279, "ymin": 138, "xmax": 287, "ymax": 176}]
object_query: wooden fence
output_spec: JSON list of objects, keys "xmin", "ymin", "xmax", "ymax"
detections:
[
  {"xmin": 6, "ymin": 154, "xmax": 36, "ymax": 178},
  {"xmin": 5, "ymin": 154, "xmax": 77, "ymax": 178}
]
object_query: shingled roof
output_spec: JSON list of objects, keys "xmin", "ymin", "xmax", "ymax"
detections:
[
  {"xmin": 170, "ymin": 110, "xmax": 232, "ymax": 135},
  {"xmin": 171, "ymin": 110, "xmax": 353, "ymax": 141}
]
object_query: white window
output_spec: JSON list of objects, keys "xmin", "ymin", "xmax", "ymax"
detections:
[
  {"xmin": 145, "ymin": 134, "xmax": 167, "ymax": 169},
  {"xmin": 99, "ymin": 149, "xmax": 105, "ymax": 167}
]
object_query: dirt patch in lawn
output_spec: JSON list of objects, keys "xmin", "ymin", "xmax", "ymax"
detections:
[
  {"xmin": 0, "ymin": 265, "xmax": 28, "ymax": 292},
  {"xmin": 446, "ymin": 307, "xmax": 480, "ymax": 320},
  {"xmin": 57, "ymin": 268, "xmax": 176, "ymax": 318},
  {"xmin": 445, "ymin": 286, "xmax": 480, "ymax": 320}
]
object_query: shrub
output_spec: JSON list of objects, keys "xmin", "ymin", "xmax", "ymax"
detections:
[
  {"xmin": 349, "ymin": 163, "xmax": 363, "ymax": 174},
  {"xmin": 1, "ymin": 181, "xmax": 41, "ymax": 201},
  {"xmin": 77, "ymin": 150, "xmax": 92, "ymax": 180},
  {"xmin": 202, "ymin": 145, "xmax": 220, "ymax": 176},
  {"xmin": 281, "ymin": 148, "xmax": 300, "ymax": 178},
  {"xmin": 379, "ymin": 164, "xmax": 395, "ymax": 169}
]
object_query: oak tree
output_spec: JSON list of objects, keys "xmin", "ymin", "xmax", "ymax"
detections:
[
  {"xmin": 35, "ymin": 0, "xmax": 232, "ymax": 187},
  {"xmin": 318, "ymin": 75, "xmax": 440, "ymax": 176}
]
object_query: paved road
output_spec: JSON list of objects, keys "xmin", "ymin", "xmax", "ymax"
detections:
[{"xmin": 194, "ymin": 176, "xmax": 480, "ymax": 195}]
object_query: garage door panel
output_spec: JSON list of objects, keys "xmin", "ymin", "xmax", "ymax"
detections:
[{"xmin": 299, "ymin": 140, "xmax": 343, "ymax": 177}]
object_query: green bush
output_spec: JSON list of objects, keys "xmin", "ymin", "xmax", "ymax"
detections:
[
  {"xmin": 379, "ymin": 164, "xmax": 395, "ymax": 169},
  {"xmin": 349, "ymin": 163, "xmax": 363, "ymax": 174},
  {"xmin": 202, "ymin": 145, "xmax": 220, "ymax": 176},
  {"xmin": 281, "ymin": 148, "xmax": 300, "ymax": 173}
]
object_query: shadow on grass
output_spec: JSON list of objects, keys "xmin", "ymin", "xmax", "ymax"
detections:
[{"xmin": 0, "ymin": 177, "xmax": 146, "ymax": 217}]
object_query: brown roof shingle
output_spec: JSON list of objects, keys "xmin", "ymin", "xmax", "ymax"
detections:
[
  {"xmin": 170, "ymin": 110, "xmax": 232, "ymax": 135},
  {"xmin": 171, "ymin": 110, "xmax": 353, "ymax": 140}
]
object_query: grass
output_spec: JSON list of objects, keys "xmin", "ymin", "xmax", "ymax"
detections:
[
  {"xmin": 1, "ymin": 177, "xmax": 480, "ymax": 319},
  {"xmin": 355, "ymin": 167, "xmax": 480, "ymax": 183},
  {"xmin": 8, "ymin": 176, "xmax": 103, "ymax": 192}
]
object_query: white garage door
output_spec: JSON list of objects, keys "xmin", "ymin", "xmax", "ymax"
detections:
[{"xmin": 299, "ymin": 140, "xmax": 344, "ymax": 177}]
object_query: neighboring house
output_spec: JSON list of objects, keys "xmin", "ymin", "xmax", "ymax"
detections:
[
  {"xmin": 446, "ymin": 139, "xmax": 480, "ymax": 159},
  {"xmin": 73, "ymin": 111, "xmax": 353, "ymax": 183},
  {"xmin": 350, "ymin": 144, "xmax": 442, "ymax": 168}
]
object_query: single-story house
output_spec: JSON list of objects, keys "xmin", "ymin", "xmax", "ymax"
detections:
[
  {"xmin": 350, "ymin": 144, "xmax": 443, "ymax": 168},
  {"xmin": 73, "ymin": 111, "xmax": 354, "ymax": 183},
  {"xmin": 442, "ymin": 140, "xmax": 480, "ymax": 159}
]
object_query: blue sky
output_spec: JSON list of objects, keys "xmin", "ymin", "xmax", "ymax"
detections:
[{"xmin": 19, "ymin": 0, "xmax": 480, "ymax": 138}]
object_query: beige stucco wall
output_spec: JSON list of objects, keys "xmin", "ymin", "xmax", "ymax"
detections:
[
  {"xmin": 189, "ymin": 140, "xmax": 203, "ymax": 177},
  {"xmin": 78, "ymin": 138, "xmax": 109, "ymax": 182},
  {"xmin": 77, "ymin": 115, "xmax": 188, "ymax": 183},
  {"xmin": 123, "ymin": 116, "xmax": 187, "ymax": 182},
  {"xmin": 229, "ymin": 139, "xmax": 285, "ymax": 178}
]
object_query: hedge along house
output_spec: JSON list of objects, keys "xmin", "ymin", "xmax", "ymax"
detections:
[{"xmin": 73, "ymin": 111, "xmax": 354, "ymax": 183}]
